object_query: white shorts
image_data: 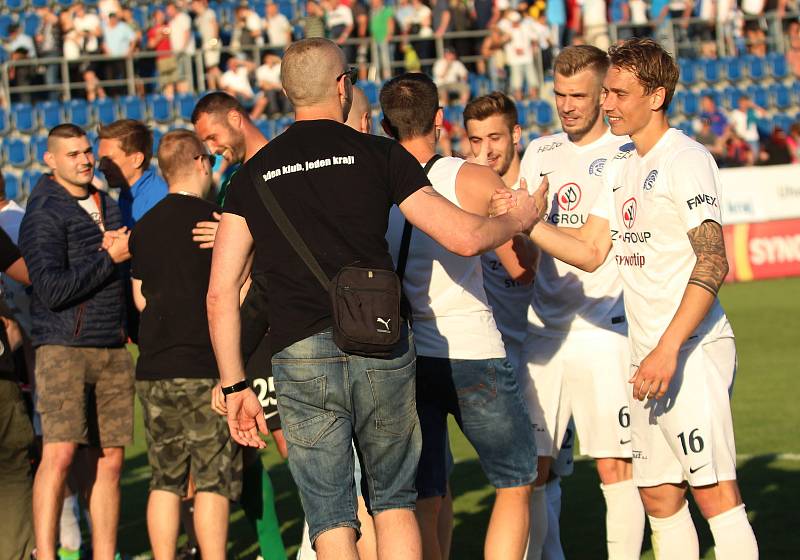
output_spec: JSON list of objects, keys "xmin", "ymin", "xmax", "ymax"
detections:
[
  {"xmin": 519, "ymin": 328, "xmax": 632, "ymax": 459},
  {"xmin": 631, "ymin": 337, "xmax": 738, "ymax": 488}
]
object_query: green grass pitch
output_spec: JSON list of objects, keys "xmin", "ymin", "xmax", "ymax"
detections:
[{"xmin": 117, "ymin": 277, "xmax": 800, "ymax": 558}]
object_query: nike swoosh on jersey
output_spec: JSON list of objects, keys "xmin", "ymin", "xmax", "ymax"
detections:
[
  {"xmin": 540, "ymin": 170, "xmax": 554, "ymax": 176},
  {"xmin": 619, "ymin": 439, "xmax": 631, "ymax": 445},
  {"xmin": 613, "ymin": 185, "xmax": 623, "ymax": 192},
  {"xmin": 689, "ymin": 463, "xmax": 709, "ymax": 474}
]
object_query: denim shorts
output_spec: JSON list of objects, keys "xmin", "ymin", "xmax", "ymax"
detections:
[
  {"xmin": 415, "ymin": 357, "xmax": 537, "ymax": 498},
  {"xmin": 271, "ymin": 325, "xmax": 420, "ymax": 546}
]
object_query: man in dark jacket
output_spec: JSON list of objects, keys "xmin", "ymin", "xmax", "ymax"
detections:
[{"xmin": 18, "ymin": 124, "xmax": 133, "ymax": 560}]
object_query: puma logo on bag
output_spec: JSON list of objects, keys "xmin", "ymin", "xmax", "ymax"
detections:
[{"xmin": 376, "ymin": 317, "xmax": 392, "ymax": 333}]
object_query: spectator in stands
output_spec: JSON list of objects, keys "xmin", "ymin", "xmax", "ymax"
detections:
[
  {"xmin": 232, "ymin": 3, "xmax": 264, "ymax": 60},
  {"xmin": 758, "ymin": 127, "xmax": 793, "ymax": 166},
  {"xmin": 264, "ymin": 1, "xmax": 293, "ymax": 51},
  {"xmin": 547, "ymin": 0, "xmax": 568, "ymax": 49},
  {"xmin": 729, "ymin": 95, "xmax": 766, "ymax": 157},
  {"xmin": 722, "ymin": 128, "xmax": 755, "ymax": 167},
  {"xmin": 448, "ymin": 0, "xmax": 474, "ymax": 61},
  {"xmin": 219, "ymin": 57, "xmax": 258, "ymax": 106},
  {"xmin": 581, "ymin": 0, "xmax": 610, "ymax": 50},
  {"xmin": 3, "ymin": 23, "xmax": 36, "ymax": 59},
  {"xmin": 649, "ymin": 0, "xmax": 672, "ymax": 37},
  {"xmin": 352, "ymin": 1, "xmax": 371, "ymax": 80},
  {"xmin": 409, "ymin": 0, "xmax": 435, "ymax": 66},
  {"xmin": 299, "ymin": 0, "xmax": 327, "ymax": 38},
  {"xmin": 370, "ymin": 0, "xmax": 396, "ymax": 80},
  {"xmin": 695, "ymin": 117, "xmax": 725, "ymax": 163},
  {"xmin": 480, "ymin": 24, "xmax": 509, "ymax": 90},
  {"xmin": 433, "ymin": 47, "xmax": 471, "ymax": 106},
  {"xmin": 97, "ymin": 119, "xmax": 168, "ymax": 228},
  {"xmin": 500, "ymin": 11, "xmax": 539, "ymax": 100},
  {"xmin": 192, "ymin": 0, "xmax": 223, "ymax": 91},
  {"xmin": 61, "ymin": 3, "xmax": 105, "ymax": 101},
  {"xmin": 8, "ymin": 48, "xmax": 35, "ymax": 105},
  {"xmin": 431, "ymin": 0, "xmax": 452, "ymax": 39},
  {"xmin": 741, "ymin": 0, "xmax": 767, "ymax": 56},
  {"xmin": 165, "ymin": 1, "xmax": 196, "ymax": 91},
  {"xmin": 35, "ymin": 5, "xmax": 62, "ymax": 100},
  {"xmin": 325, "ymin": 0, "xmax": 356, "ymax": 61},
  {"xmin": 102, "ymin": 12, "xmax": 137, "ymax": 94},
  {"xmin": 786, "ymin": 21, "xmax": 800, "ymax": 79},
  {"xmin": 146, "ymin": 9, "xmax": 179, "ymax": 99},
  {"xmin": 395, "ymin": 0, "xmax": 417, "ymax": 35},
  {"xmin": 129, "ymin": 129, "xmax": 240, "ymax": 560},
  {"xmin": 668, "ymin": 0, "xmax": 693, "ymax": 56},
  {"xmin": 20, "ymin": 123, "xmax": 133, "ymax": 560},
  {"xmin": 98, "ymin": 0, "xmax": 122, "ymax": 24},
  {"xmin": 699, "ymin": 94, "xmax": 728, "ymax": 137},
  {"xmin": 253, "ymin": 52, "xmax": 291, "ymax": 118},
  {"xmin": 787, "ymin": 122, "xmax": 800, "ymax": 163}
]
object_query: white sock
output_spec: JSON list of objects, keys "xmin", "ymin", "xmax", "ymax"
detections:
[
  {"xmin": 648, "ymin": 501, "xmax": 700, "ymax": 560},
  {"xmin": 708, "ymin": 504, "xmax": 759, "ymax": 560},
  {"xmin": 527, "ymin": 485, "xmax": 549, "ymax": 560},
  {"xmin": 542, "ymin": 479, "xmax": 565, "ymax": 560},
  {"xmin": 59, "ymin": 494, "xmax": 82, "ymax": 551},
  {"xmin": 601, "ymin": 479, "xmax": 645, "ymax": 560}
]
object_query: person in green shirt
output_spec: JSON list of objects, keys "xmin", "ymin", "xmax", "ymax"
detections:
[{"xmin": 369, "ymin": 0, "xmax": 396, "ymax": 79}]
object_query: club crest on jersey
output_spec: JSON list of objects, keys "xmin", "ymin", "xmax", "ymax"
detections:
[
  {"xmin": 588, "ymin": 158, "xmax": 607, "ymax": 176},
  {"xmin": 622, "ymin": 197, "xmax": 637, "ymax": 229},
  {"xmin": 643, "ymin": 170, "xmax": 658, "ymax": 191},
  {"xmin": 557, "ymin": 183, "xmax": 582, "ymax": 212}
]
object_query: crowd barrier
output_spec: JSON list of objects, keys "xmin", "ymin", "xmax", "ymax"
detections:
[{"xmin": 721, "ymin": 163, "xmax": 800, "ymax": 281}]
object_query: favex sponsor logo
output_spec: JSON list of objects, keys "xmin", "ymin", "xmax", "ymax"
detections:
[
  {"xmin": 643, "ymin": 170, "xmax": 658, "ymax": 191},
  {"xmin": 589, "ymin": 158, "xmax": 607, "ymax": 176},
  {"xmin": 557, "ymin": 183, "xmax": 582, "ymax": 212},
  {"xmin": 537, "ymin": 141, "xmax": 563, "ymax": 153},
  {"xmin": 686, "ymin": 194, "xmax": 719, "ymax": 210},
  {"xmin": 622, "ymin": 197, "xmax": 637, "ymax": 229}
]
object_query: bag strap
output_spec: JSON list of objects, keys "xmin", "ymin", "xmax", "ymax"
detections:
[
  {"xmin": 247, "ymin": 165, "xmax": 330, "ymax": 291},
  {"xmin": 396, "ymin": 154, "xmax": 442, "ymax": 281}
]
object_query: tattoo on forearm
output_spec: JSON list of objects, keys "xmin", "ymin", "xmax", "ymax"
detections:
[{"xmin": 687, "ymin": 220, "xmax": 729, "ymax": 295}]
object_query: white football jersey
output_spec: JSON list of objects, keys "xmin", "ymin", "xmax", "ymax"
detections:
[
  {"xmin": 481, "ymin": 178, "xmax": 535, "ymax": 368},
  {"xmin": 591, "ymin": 128, "xmax": 734, "ymax": 363},
  {"xmin": 520, "ymin": 130, "xmax": 628, "ymax": 335}
]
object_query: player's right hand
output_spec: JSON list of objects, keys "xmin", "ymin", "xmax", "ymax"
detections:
[
  {"xmin": 507, "ymin": 187, "xmax": 541, "ymax": 233},
  {"xmin": 106, "ymin": 227, "xmax": 131, "ymax": 263},
  {"xmin": 210, "ymin": 382, "xmax": 227, "ymax": 416},
  {"xmin": 489, "ymin": 188, "xmax": 515, "ymax": 217}
]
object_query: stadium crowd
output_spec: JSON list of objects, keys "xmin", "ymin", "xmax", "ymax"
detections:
[{"xmin": 0, "ymin": 2, "xmax": 787, "ymax": 556}]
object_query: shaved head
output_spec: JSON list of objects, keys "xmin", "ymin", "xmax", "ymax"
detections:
[
  {"xmin": 281, "ymin": 38, "xmax": 347, "ymax": 108},
  {"xmin": 345, "ymin": 86, "xmax": 371, "ymax": 132}
]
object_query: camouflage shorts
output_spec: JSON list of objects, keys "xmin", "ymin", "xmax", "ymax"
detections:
[
  {"xmin": 136, "ymin": 378, "xmax": 242, "ymax": 500},
  {"xmin": 35, "ymin": 345, "xmax": 134, "ymax": 447}
]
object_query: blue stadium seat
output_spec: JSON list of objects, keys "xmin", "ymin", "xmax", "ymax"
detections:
[
  {"xmin": 22, "ymin": 168, "xmax": 43, "ymax": 192},
  {"xmin": 534, "ymin": 101, "xmax": 553, "ymax": 128},
  {"xmin": 254, "ymin": 118, "xmax": 277, "ymax": 140},
  {"xmin": 724, "ymin": 57, "xmax": 744, "ymax": 81},
  {"xmin": 677, "ymin": 120, "xmax": 694, "ymax": 136},
  {"xmin": 4, "ymin": 138, "xmax": 30, "ymax": 167},
  {"xmin": 746, "ymin": 84, "xmax": 769, "ymax": 109},
  {"xmin": 443, "ymin": 104, "xmax": 464, "ymax": 125},
  {"xmin": 756, "ymin": 117, "xmax": 772, "ymax": 136},
  {"xmin": 152, "ymin": 128, "xmax": 164, "ymax": 153},
  {"xmin": 701, "ymin": 59, "xmax": 723, "ymax": 83},
  {"xmin": 30, "ymin": 0, "xmax": 50, "ymax": 7},
  {"xmin": 276, "ymin": 115, "xmax": 294, "ymax": 134},
  {"xmin": 772, "ymin": 114, "xmax": 793, "ymax": 132},
  {"xmin": 38, "ymin": 101, "xmax": 64, "ymax": 130},
  {"xmin": 23, "ymin": 13, "xmax": 40, "ymax": 37},
  {"xmin": 0, "ymin": 14, "xmax": 14, "ymax": 40},
  {"xmin": 6, "ymin": 0, "xmax": 25, "ymax": 10},
  {"xmin": 147, "ymin": 93, "xmax": 173, "ymax": 123},
  {"xmin": 722, "ymin": 86, "xmax": 741, "ymax": 110},
  {"xmin": 682, "ymin": 91, "xmax": 700, "ymax": 116},
  {"xmin": 768, "ymin": 52, "xmax": 788, "ymax": 79},
  {"xmin": 66, "ymin": 99, "xmax": 92, "ymax": 128},
  {"xmin": 516, "ymin": 101, "xmax": 531, "ymax": 127},
  {"xmin": 10, "ymin": 103, "xmax": 37, "ymax": 134},
  {"xmin": 747, "ymin": 55, "xmax": 766, "ymax": 80},
  {"xmin": 132, "ymin": 6, "xmax": 148, "ymax": 30},
  {"xmin": 119, "ymin": 95, "xmax": 145, "ymax": 121},
  {"xmin": 700, "ymin": 88, "xmax": 723, "ymax": 109},
  {"xmin": 668, "ymin": 90, "xmax": 683, "ymax": 118},
  {"xmin": 175, "ymin": 93, "xmax": 198, "ymax": 121},
  {"xmin": 3, "ymin": 174, "xmax": 20, "ymax": 202},
  {"xmin": 771, "ymin": 84, "xmax": 791, "ymax": 110},
  {"xmin": 32, "ymin": 134, "xmax": 48, "ymax": 164},
  {"xmin": 277, "ymin": 0, "xmax": 294, "ymax": 20},
  {"xmin": 678, "ymin": 58, "xmax": 698, "ymax": 85},
  {"xmin": 0, "ymin": 106, "xmax": 8, "ymax": 136},
  {"xmin": 94, "ymin": 98, "xmax": 117, "ymax": 126}
]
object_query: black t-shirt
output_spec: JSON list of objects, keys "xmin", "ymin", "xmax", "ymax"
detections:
[
  {"xmin": 129, "ymin": 194, "xmax": 222, "ymax": 380},
  {"xmin": 224, "ymin": 119, "xmax": 430, "ymax": 353},
  {"xmin": 0, "ymin": 227, "xmax": 21, "ymax": 382}
]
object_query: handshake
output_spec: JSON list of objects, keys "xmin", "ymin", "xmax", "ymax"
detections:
[
  {"xmin": 490, "ymin": 176, "xmax": 549, "ymax": 234},
  {"xmin": 100, "ymin": 227, "xmax": 131, "ymax": 263}
]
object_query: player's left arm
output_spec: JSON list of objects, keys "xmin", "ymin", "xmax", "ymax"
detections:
[
  {"xmin": 631, "ymin": 148, "xmax": 728, "ymax": 401},
  {"xmin": 456, "ymin": 162, "xmax": 536, "ymax": 282}
]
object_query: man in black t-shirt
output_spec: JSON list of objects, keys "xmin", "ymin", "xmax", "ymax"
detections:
[
  {"xmin": 129, "ymin": 130, "xmax": 241, "ymax": 560},
  {"xmin": 208, "ymin": 38, "xmax": 541, "ymax": 558}
]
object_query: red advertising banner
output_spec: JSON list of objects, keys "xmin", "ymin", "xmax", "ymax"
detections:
[{"xmin": 723, "ymin": 218, "xmax": 800, "ymax": 282}]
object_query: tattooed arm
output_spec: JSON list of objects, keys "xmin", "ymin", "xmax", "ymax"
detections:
[{"xmin": 629, "ymin": 220, "xmax": 728, "ymax": 401}]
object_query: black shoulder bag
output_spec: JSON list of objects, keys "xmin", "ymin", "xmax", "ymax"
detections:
[{"xmin": 248, "ymin": 155, "xmax": 441, "ymax": 358}]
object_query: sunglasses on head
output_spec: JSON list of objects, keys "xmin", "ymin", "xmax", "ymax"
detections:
[{"xmin": 336, "ymin": 67, "xmax": 359, "ymax": 84}]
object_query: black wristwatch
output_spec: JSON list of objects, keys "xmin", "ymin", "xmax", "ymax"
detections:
[{"xmin": 221, "ymin": 380, "xmax": 249, "ymax": 399}]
